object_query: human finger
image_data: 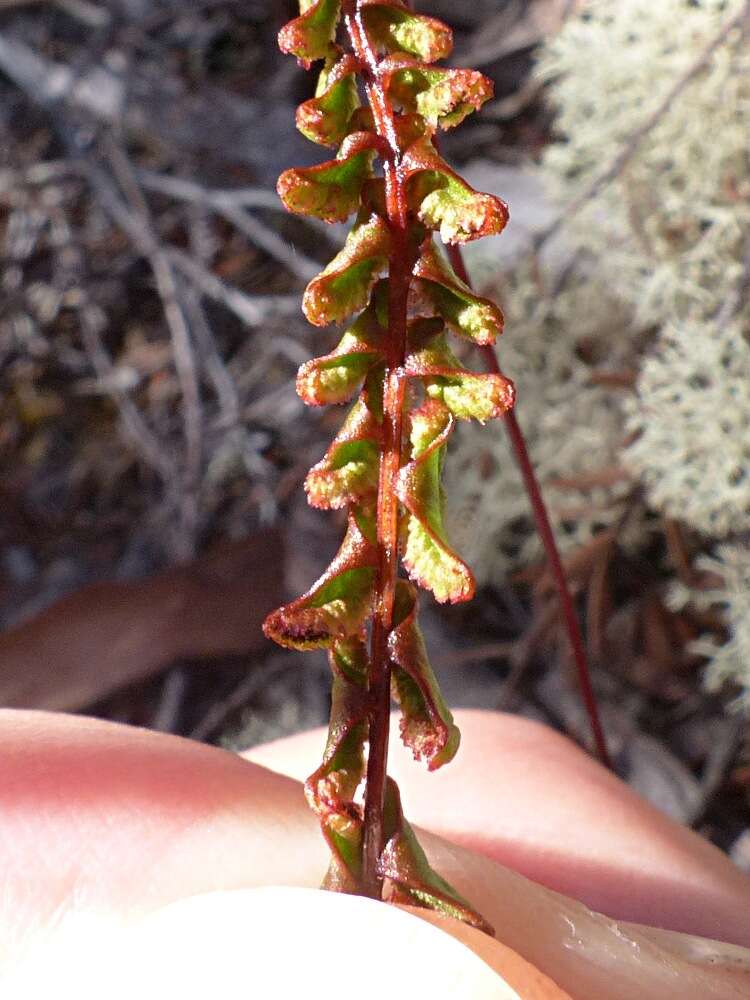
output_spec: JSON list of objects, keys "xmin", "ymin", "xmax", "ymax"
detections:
[
  {"xmin": 1, "ymin": 710, "xmax": 748, "ymax": 1000},
  {"xmin": 247, "ymin": 708, "xmax": 750, "ymax": 946},
  {"xmin": 7, "ymin": 887, "xmax": 570, "ymax": 1000}
]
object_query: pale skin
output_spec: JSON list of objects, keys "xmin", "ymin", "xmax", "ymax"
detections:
[{"xmin": 1, "ymin": 708, "xmax": 749, "ymax": 998}]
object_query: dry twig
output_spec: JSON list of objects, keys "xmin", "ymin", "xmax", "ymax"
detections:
[
  {"xmin": 0, "ymin": 0, "xmax": 108, "ymax": 27},
  {"xmin": 104, "ymin": 142, "xmax": 204, "ymax": 552},
  {"xmin": 139, "ymin": 170, "xmax": 325, "ymax": 281}
]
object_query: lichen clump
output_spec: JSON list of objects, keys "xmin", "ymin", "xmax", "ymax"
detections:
[
  {"xmin": 625, "ymin": 320, "xmax": 750, "ymax": 537},
  {"xmin": 669, "ymin": 545, "xmax": 750, "ymax": 711},
  {"xmin": 538, "ymin": 0, "xmax": 750, "ymax": 328},
  {"xmin": 449, "ymin": 0, "xmax": 750, "ymax": 706}
]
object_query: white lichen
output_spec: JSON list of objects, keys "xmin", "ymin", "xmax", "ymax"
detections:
[
  {"xmin": 537, "ymin": 0, "xmax": 750, "ymax": 328},
  {"xmin": 668, "ymin": 545, "xmax": 750, "ymax": 709},
  {"xmin": 625, "ymin": 318, "xmax": 750, "ymax": 536}
]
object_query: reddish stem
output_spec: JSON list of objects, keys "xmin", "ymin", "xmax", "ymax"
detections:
[
  {"xmin": 345, "ymin": 2, "xmax": 413, "ymax": 897},
  {"xmin": 446, "ymin": 245, "xmax": 612, "ymax": 769}
]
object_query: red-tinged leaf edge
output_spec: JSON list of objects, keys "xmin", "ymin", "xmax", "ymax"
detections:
[
  {"xmin": 395, "ymin": 399, "xmax": 475, "ymax": 604},
  {"xmin": 381, "ymin": 55, "xmax": 494, "ymax": 130},
  {"xmin": 277, "ymin": 132, "xmax": 380, "ymax": 224},
  {"xmin": 279, "ymin": 0, "xmax": 342, "ymax": 67},
  {"xmin": 262, "ymin": 508, "xmax": 377, "ymax": 649},
  {"xmin": 360, "ymin": 1, "xmax": 453, "ymax": 64},
  {"xmin": 388, "ymin": 580, "xmax": 460, "ymax": 770},
  {"xmin": 412, "ymin": 241, "xmax": 504, "ymax": 345},
  {"xmin": 306, "ymin": 638, "xmax": 369, "ymax": 812},
  {"xmin": 296, "ymin": 283, "xmax": 387, "ymax": 406},
  {"xmin": 307, "ymin": 639, "xmax": 369, "ymax": 894},
  {"xmin": 405, "ymin": 317, "xmax": 515, "ymax": 422},
  {"xmin": 303, "ymin": 211, "xmax": 391, "ymax": 326},
  {"xmin": 305, "ymin": 396, "xmax": 382, "ymax": 509},
  {"xmin": 297, "ymin": 54, "xmax": 361, "ymax": 147},
  {"xmin": 378, "ymin": 777, "xmax": 494, "ymax": 934},
  {"xmin": 402, "ymin": 135, "xmax": 509, "ymax": 244}
]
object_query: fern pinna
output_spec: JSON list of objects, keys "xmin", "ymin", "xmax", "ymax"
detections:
[{"xmin": 264, "ymin": 0, "xmax": 514, "ymax": 933}]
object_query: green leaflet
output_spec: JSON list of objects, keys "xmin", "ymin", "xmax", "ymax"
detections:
[
  {"xmin": 277, "ymin": 133, "xmax": 377, "ymax": 224},
  {"xmin": 330, "ymin": 634, "xmax": 370, "ymax": 686},
  {"xmin": 306, "ymin": 439, "xmax": 380, "ymax": 508},
  {"xmin": 262, "ymin": 511, "xmax": 376, "ymax": 649},
  {"xmin": 396, "ymin": 400, "xmax": 475, "ymax": 604},
  {"xmin": 278, "ymin": 0, "xmax": 341, "ymax": 65},
  {"xmin": 351, "ymin": 503, "xmax": 378, "ymax": 546},
  {"xmin": 403, "ymin": 136, "xmax": 508, "ymax": 244},
  {"xmin": 402, "ymin": 518, "xmax": 474, "ymax": 605},
  {"xmin": 406, "ymin": 318, "xmax": 515, "ymax": 422},
  {"xmin": 297, "ymin": 54, "xmax": 360, "ymax": 146},
  {"xmin": 383, "ymin": 57, "xmax": 493, "ymax": 130},
  {"xmin": 362, "ymin": 361, "xmax": 386, "ymax": 424},
  {"xmin": 413, "ymin": 242, "xmax": 504, "ymax": 345},
  {"xmin": 361, "ymin": 2, "xmax": 453, "ymax": 64},
  {"xmin": 315, "ymin": 712, "xmax": 368, "ymax": 800},
  {"xmin": 296, "ymin": 284, "xmax": 386, "ymax": 405},
  {"xmin": 308, "ymin": 639, "xmax": 369, "ymax": 894},
  {"xmin": 435, "ymin": 375, "xmax": 514, "ymax": 422},
  {"xmin": 321, "ymin": 813, "xmax": 365, "ymax": 894},
  {"xmin": 389, "ymin": 581, "xmax": 460, "ymax": 770},
  {"xmin": 297, "ymin": 347, "xmax": 380, "ymax": 405},
  {"xmin": 303, "ymin": 212, "xmax": 391, "ymax": 326},
  {"xmin": 377, "ymin": 778, "xmax": 494, "ymax": 934},
  {"xmin": 419, "ymin": 186, "xmax": 503, "ymax": 245},
  {"xmin": 314, "ymin": 642, "xmax": 369, "ymax": 801},
  {"xmin": 307, "ymin": 641, "xmax": 368, "ymax": 811},
  {"xmin": 305, "ymin": 397, "xmax": 381, "ymax": 509}
]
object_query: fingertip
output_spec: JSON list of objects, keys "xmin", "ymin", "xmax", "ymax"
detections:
[
  {"xmin": 401, "ymin": 905, "xmax": 572, "ymax": 999},
  {"xmin": 36, "ymin": 888, "xmax": 529, "ymax": 1000},
  {"xmin": 246, "ymin": 708, "xmax": 750, "ymax": 944}
]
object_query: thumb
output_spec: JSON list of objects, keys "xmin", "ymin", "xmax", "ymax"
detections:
[{"xmin": 6, "ymin": 887, "xmax": 569, "ymax": 1000}]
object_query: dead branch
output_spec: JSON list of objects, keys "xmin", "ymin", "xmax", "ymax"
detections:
[
  {"xmin": 168, "ymin": 248, "xmax": 299, "ymax": 326},
  {"xmin": 138, "ymin": 169, "xmax": 326, "ymax": 280},
  {"xmin": 0, "ymin": 29, "xmax": 124, "ymax": 118},
  {"xmin": 0, "ymin": 0, "xmax": 109, "ymax": 26},
  {"xmin": 104, "ymin": 142, "xmax": 204, "ymax": 550},
  {"xmin": 183, "ymin": 287, "xmax": 241, "ymax": 429},
  {"xmin": 189, "ymin": 659, "xmax": 289, "ymax": 742},
  {"xmin": 78, "ymin": 304, "xmax": 178, "ymax": 486}
]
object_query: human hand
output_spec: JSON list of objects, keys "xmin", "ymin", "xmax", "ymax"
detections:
[{"xmin": 2, "ymin": 708, "xmax": 749, "ymax": 998}]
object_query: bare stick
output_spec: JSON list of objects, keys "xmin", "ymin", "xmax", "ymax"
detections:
[
  {"xmin": 218, "ymin": 202, "xmax": 319, "ymax": 282},
  {"xmin": 78, "ymin": 304, "xmax": 178, "ymax": 486},
  {"xmin": 137, "ymin": 171, "xmax": 283, "ymax": 212},
  {"xmin": 72, "ymin": 152, "xmax": 203, "ymax": 554},
  {"xmin": 103, "ymin": 145, "xmax": 204, "ymax": 551},
  {"xmin": 0, "ymin": 0, "xmax": 108, "ymax": 25},
  {"xmin": 167, "ymin": 249, "xmax": 299, "ymax": 326},
  {"xmin": 139, "ymin": 169, "xmax": 329, "ymax": 279},
  {"xmin": 183, "ymin": 287, "xmax": 240, "ymax": 429}
]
